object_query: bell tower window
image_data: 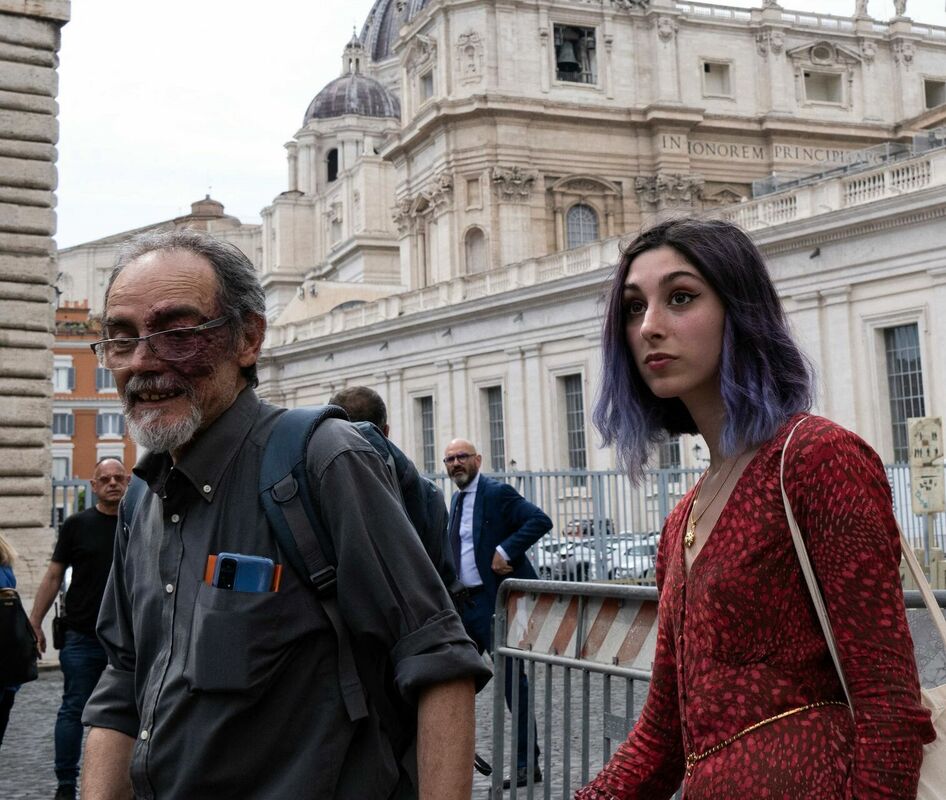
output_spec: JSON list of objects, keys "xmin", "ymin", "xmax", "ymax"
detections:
[
  {"xmin": 554, "ymin": 24, "xmax": 597, "ymax": 85},
  {"xmin": 327, "ymin": 148, "xmax": 339, "ymax": 183}
]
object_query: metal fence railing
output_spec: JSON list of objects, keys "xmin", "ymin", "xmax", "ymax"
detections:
[
  {"xmin": 487, "ymin": 579, "xmax": 946, "ymax": 799},
  {"xmin": 51, "ymin": 478, "xmax": 94, "ymax": 530},
  {"xmin": 427, "ymin": 464, "xmax": 946, "ymax": 588}
]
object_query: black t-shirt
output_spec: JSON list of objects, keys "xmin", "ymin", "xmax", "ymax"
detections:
[{"xmin": 52, "ymin": 506, "xmax": 118, "ymax": 637}]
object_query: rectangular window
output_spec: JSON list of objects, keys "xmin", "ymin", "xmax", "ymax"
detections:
[
  {"xmin": 53, "ymin": 365, "xmax": 75, "ymax": 392},
  {"xmin": 884, "ymin": 323, "xmax": 925, "ymax": 463},
  {"xmin": 925, "ymin": 79, "xmax": 946, "ymax": 109},
  {"xmin": 96, "ymin": 366, "xmax": 116, "ymax": 391},
  {"xmin": 52, "ymin": 456, "xmax": 70, "ymax": 480},
  {"xmin": 659, "ymin": 435, "xmax": 682, "ymax": 481},
  {"xmin": 484, "ymin": 386, "xmax": 506, "ymax": 472},
  {"xmin": 96, "ymin": 412, "xmax": 126, "ymax": 438},
  {"xmin": 562, "ymin": 374, "xmax": 587, "ymax": 479},
  {"xmin": 416, "ymin": 396, "xmax": 436, "ymax": 474},
  {"xmin": 52, "ymin": 412, "xmax": 74, "ymax": 437},
  {"xmin": 420, "ymin": 70, "xmax": 434, "ymax": 101},
  {"xmin": 554, "ymin": 24, "xmax": 597, "ymax": 85},
  {"xmin": 804, "ymin": 70, "xmax": 843, "ymax": 104},
  {"xmin": 702, "ymin": 61, "xmax": 732, "ymax": 96}
]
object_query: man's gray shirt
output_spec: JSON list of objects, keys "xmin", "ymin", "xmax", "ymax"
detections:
[{"xmin": 83, "ymin": 388, "xmax": 489, "ymax": 799}]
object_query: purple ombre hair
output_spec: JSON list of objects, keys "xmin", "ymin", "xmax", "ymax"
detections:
[{"xmin": 593, "ymin": 218, "xmax": 813, "ymax": 483}]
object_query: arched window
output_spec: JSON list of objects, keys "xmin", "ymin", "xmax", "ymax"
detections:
[
  {"xmin": 464, "ymin": 227, "xmax": 487, "ymax": 274},
  {"xmin": 326, "ymin": 148, "xmax": 339, "ymax": 183},
  {"xmin": 566, "ymin": 203, "xmax": 599, "ymax": 248}
]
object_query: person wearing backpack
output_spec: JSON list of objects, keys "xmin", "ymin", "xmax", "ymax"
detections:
[
  {"xmin": 328, "ymin": 386, "xmax": 461, "ymax": 595},
  {"xmin": 80, "ymin": 229, "xmax": 490, "ymax": 800}
]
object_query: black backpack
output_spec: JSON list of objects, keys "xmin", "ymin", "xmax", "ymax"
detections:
[{"xmin": 0, "ymin": 588, "xmax": 39, "ymax": 686}]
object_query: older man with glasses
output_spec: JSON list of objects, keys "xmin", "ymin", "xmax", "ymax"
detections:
[{"xmin": 443, "ymin": 438, "xmax": 552, "ymax": 789}]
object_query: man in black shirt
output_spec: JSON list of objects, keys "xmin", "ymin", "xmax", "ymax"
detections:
[{"xmin": 30, "ymin": 457, "xmax": 128, "ymax": 800}]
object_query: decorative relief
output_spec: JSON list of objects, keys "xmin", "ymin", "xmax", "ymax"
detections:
[
  {"xmin": 611, "ymin": 0, "xmax": 651, "ymax": 9},
  {"xmin": 456, "ymin": 31, "xmax": 484, "ymax": 84},
  {"xmin": 392, "ymin": 198, "xmax": 413, "ymax": 234},
  {"xmin": 420, "ymin": 170, "xmax": 454, "ymax": 214},
  {"xmin": 634, "ymin": 173, "xmax": 704, "ymax": 207},
  {"xmin": 405, "ymin": 34, "xmax": 437, "ymax": 74},
  {"xmin": 655, "ymin": 16, "xmax": 678, "ymax": 42},
  {"xmin": 860, "ymin": 39, "xmax": 877, "ymax": 64},
  {"xmin": 893, "ymin": 0, "xmax": 907, "ymax": 17},
  {"xmin": 892, "ymin": 40, "xmax": 915, "ymax": 66},
  {"xmin": 756, "ymin": 30, "xmax": 785, "ymax": 58},
  {"xmin": 491, "ymin": 166, "xmax": 539, "ymax": 202},
  {"xmin": 324, "ymin": 201, "xmax": 343, "ymax": 223}
]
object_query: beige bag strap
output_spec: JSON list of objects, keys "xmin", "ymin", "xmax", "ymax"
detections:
[
  {"xmin": 780, "ymin": 417, "xmax": 853, "ymax": 711},
  {"xmin": 780, "ymin": 417, "xmax": 946, "ymax": 714}
]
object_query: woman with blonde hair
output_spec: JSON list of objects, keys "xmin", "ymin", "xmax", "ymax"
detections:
[
  {"xmin": 0, "ymin": 532, "xmax": 20, "ymax": 747},
  {"xmin": 576, "ymin": 218, "xmax": 934, "ymax": 798}
]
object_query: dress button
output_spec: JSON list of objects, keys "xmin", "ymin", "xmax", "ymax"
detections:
[
  {"xmin": 171, "ymin": 514, "xmax": 180, "ymax": 523},
  {"xmin": 203, "ymin": 484, "xmax": 212, "ymax": 493},
  {"xmin": 165, "ymin": 584, "xmax": 174, "ymax": 594},
  {"xmin": 140, "ymin": 730, "xmax": 149, "ymax": 741}
]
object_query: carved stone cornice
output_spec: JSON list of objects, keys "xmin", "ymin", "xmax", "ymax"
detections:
[
  {"xmin": 491, "ymin": 166, "xmax": 539, "ymax": 203},
  {"xmin": 634, "ymin": 173, "xmax": 704, "ymax": 207},
  {"xmin": 420, "ymin": 170, "xmax": 454, "ymax": 214},
  {"xmin": 611, "ymin": 0, "xmax": 651, "ymax": 9},
  {"xmin": 756, "ymin": 30, "xmax": 785, "ymax": 59},
  {"xmin": 405, "ymin": 33, "xmax": 437, "ymax": 74},
  {"xmin": 892, "ymin": 39, "xmax": 915, "ymax": 67},
  {"xmin": 654, "ymin": 15, "xmax": 678, "ymax": 42}
]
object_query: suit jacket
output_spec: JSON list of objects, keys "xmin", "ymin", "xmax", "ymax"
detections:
[{"xmin": 449, "ymin": 474, "xmax": 552, "ymax": 598}]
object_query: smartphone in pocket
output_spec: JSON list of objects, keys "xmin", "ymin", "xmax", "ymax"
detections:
[{"xmin": 212, "ymin": 553, "xmax": 275, "ymax": 592}]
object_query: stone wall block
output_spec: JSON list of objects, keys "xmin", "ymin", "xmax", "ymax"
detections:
[
  {"xmin": 0, "ymin": 109, "xmax": 58, "ymax": 143},
  {"xmin": 0, "ymin": 374, "xmax": 52, "ymax": 397},
  {"xmin": 0, "ymin": 475, "xmax": 46, "ymax": 495},
  {"xmin": 0, "ymin": 297, "xmax": 53, "ymax": 331},
  {"xmin": 0, "ymin": 395, "xmax": 50, "ymax": 426},
  {"xmin": 0, "ymin": 39, "xmax": 56, "ymax": 67},
  {"xmin": 0, "ymin": 229, "xmax": 54, "ymax": 255},
  {"xmin": 0, "ymin": 60, "xmax": 57, "ymax": 96},
  {"xmin": 0, "ymin": 87, "xmax": 57, "ymax": 116},
  {"xmin": 0, "ymin": 136, "xmax": 56, "ymax": 160},
  {"xmin": 0, "ymin": 423, "xmax": 49, "ymax": 445},
  {"xmin": 0, "ymin": 495, "xmax": 47, "ymax": 526},
  {"xmin": 0, "ymin": 345, "xmax": 53, "ymax": 377},
  {"xmin": 0, "ymin": 156, "xmax": 56, "ymax": 189},
  {"xmin": 0, "ymin": 251, "xmax": 55, "ymax": 282},
  {"xmin": 0, "ymin": 10, "xmax": 66, "ymax": 49},
  {"xmin": 0, "ymin": 445, "xmax": 49, "ymax": 477},
  {"xmin": 0, "ymin": 278, "xmax": 52, "ymax": 300},
  {"xmin": 1, "ymin": 526, "xmax": 55, "ymax": 587},
  {"xmin": 0, "ymin": 201, "xmax": 54, "ymax": 234},
  {"xmin": 0, "ymin": 332, "xmax": 54, "ymax": 353},
  {"xmin": 0, "ymin": 184, "xmax": 51, "ymax": 206}
]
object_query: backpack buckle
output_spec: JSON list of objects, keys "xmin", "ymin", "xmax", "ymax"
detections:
[{"xmin": 309, "ymin": 566, "xmax": 337, "ymax": 596}]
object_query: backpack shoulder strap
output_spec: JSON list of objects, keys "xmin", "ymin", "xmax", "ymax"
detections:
[
  {"xmin": 258, "ymin": 405, "xmax": 368, "ymax": 722},
  {"xmin": 352, "ymin": 421, "xmax": 402, "ymax": 503}
]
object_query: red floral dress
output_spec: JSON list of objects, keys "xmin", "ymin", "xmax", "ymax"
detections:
[{"xmin": 576, "ymin": 415, "xmax": 935, "ymax": 799}]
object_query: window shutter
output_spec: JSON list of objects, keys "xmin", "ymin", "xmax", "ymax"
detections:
[
  {"xmin": 117, "ymin": 415, "xmax": 125, "ymax": 435},
  {"xmin": 67, "ymin": 414, "xmax": 74, "ymax": 436},
  {"xmin": 67, "ymin": 367, "xmax": 75, "ymax": 391},
  {"xmin": 96, "ymin": 414, "xmax": 103, "ymax": 437}
]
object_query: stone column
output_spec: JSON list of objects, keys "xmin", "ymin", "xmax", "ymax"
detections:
[
  {"xmin": 0, "ymin": 1, "xmax": 70, "ymax": 598},
  {"xmin": 820, "ymin": 286, "xmax": 856, "ymax": 430}
]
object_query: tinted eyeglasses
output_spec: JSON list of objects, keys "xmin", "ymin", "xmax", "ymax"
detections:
[
  {"xmin": 90, "ymin": 317, "xmax": 229, "ymax": 369},
  {"xmin": 443, "ymin": 452, "xmax": 473, "ymax": 466}
]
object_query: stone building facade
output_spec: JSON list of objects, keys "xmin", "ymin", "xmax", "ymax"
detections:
[
  {"xmin": 57, "ymin": 0, "xmax": 946, "ymax": 480},
  {"xmin": 0, "ymin": 0, "xmax": 70, "ymax": 594}
]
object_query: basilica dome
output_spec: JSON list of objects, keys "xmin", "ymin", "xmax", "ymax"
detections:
[
  {"xmin": 303, "ymin": 70, "xmax": 400, "ymax": 123},
  {"xmin": 360, "ymin": 0, "xmax": 431, "ymax": 62}
]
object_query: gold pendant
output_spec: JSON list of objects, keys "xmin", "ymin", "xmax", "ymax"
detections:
[{"xmin": 684, "ymin": 517, "xmax": 696, "ymax": 548}]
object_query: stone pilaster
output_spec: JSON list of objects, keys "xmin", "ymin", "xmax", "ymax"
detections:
[{"xmin": 0, "ymin": 0, "xmax": 70, "ymax": 596}]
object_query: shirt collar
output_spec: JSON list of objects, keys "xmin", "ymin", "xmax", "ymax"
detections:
[{"xmin": 133, "ymin": 386, "xmax": 260, "ymax": 503}]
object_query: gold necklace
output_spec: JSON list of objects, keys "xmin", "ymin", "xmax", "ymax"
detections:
[{"xmin": 684, "ymin": 456, "xmax": 740, "ymax": 548}]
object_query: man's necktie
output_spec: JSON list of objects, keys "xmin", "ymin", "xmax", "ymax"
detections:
[{"xmin": 449, "ymin": 490, "xmax": 466, "ymax": 577}]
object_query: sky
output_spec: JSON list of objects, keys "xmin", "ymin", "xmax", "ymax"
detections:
[{"xmin": 54, "ymin": 0, "xmax": 946, "ymax": 249}]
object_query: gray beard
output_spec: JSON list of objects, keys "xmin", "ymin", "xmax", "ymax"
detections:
[{"xmin": 125, "ymin": 403, "xmax": 203, "ymax": 454}]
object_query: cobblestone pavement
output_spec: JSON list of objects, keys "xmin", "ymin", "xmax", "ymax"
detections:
[{"xmin": 1, "ymin": 610, "xmax": 942, "ymax": 800}]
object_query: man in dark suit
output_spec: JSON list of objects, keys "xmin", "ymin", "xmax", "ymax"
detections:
[{"xmin": 444, "ymin": 438, "xmax": 552, "ymax": 789}]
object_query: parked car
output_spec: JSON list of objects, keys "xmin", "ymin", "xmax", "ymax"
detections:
[
  {"xmin": 563, "ymin": 518, "xmax": 615, "ymax": 539},
  {"xmin": 563, "ymin": 532, "xmax": 660, "ymax": 582}
]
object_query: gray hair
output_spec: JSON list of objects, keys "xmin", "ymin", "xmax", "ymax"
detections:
[{"xmin": 104, "ymin": 228, "xmax": 266, "ymax": 386}]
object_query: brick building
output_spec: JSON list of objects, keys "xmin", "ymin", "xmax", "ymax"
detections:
[{"xmin": 51, "ymin": 301, "xmax": 136, "ymax": 481}]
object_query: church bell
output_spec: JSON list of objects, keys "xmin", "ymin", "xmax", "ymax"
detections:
[{"xmin": 556, "ymin": 41, "xmax": 581, "ymax": 73}]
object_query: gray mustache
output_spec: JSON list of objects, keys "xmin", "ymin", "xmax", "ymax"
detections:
[{"xmin": 124, "ymin": 375, "xmax": 195, "ymax": 400}]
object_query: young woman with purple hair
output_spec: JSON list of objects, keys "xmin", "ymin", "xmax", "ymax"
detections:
[{"xmin": 576, "ymin": 218, "xmax": 933, "ymax": 799}]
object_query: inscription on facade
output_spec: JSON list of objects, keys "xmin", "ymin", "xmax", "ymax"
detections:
[{"xmin": 660, "ymin": 134, "xmax": 869, "ymax": 165}]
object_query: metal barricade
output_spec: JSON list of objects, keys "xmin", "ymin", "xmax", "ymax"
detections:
[{"xmin": 488, "ymin": 578, "xmax": 946, "ymax": 799}]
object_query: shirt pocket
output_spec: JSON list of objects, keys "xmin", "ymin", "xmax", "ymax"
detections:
[{"xmin": 183, "ymin": 582, "xmax": 300, "ymax": 693}]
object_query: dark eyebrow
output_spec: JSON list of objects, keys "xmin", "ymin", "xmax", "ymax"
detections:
[
  {"xmin": 623, "ymin": 270, "xmax": 704, "ymax": 293},
  {"xmin": 103, "ymin": 305, "xmax": 208, "ymax": 332}
]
